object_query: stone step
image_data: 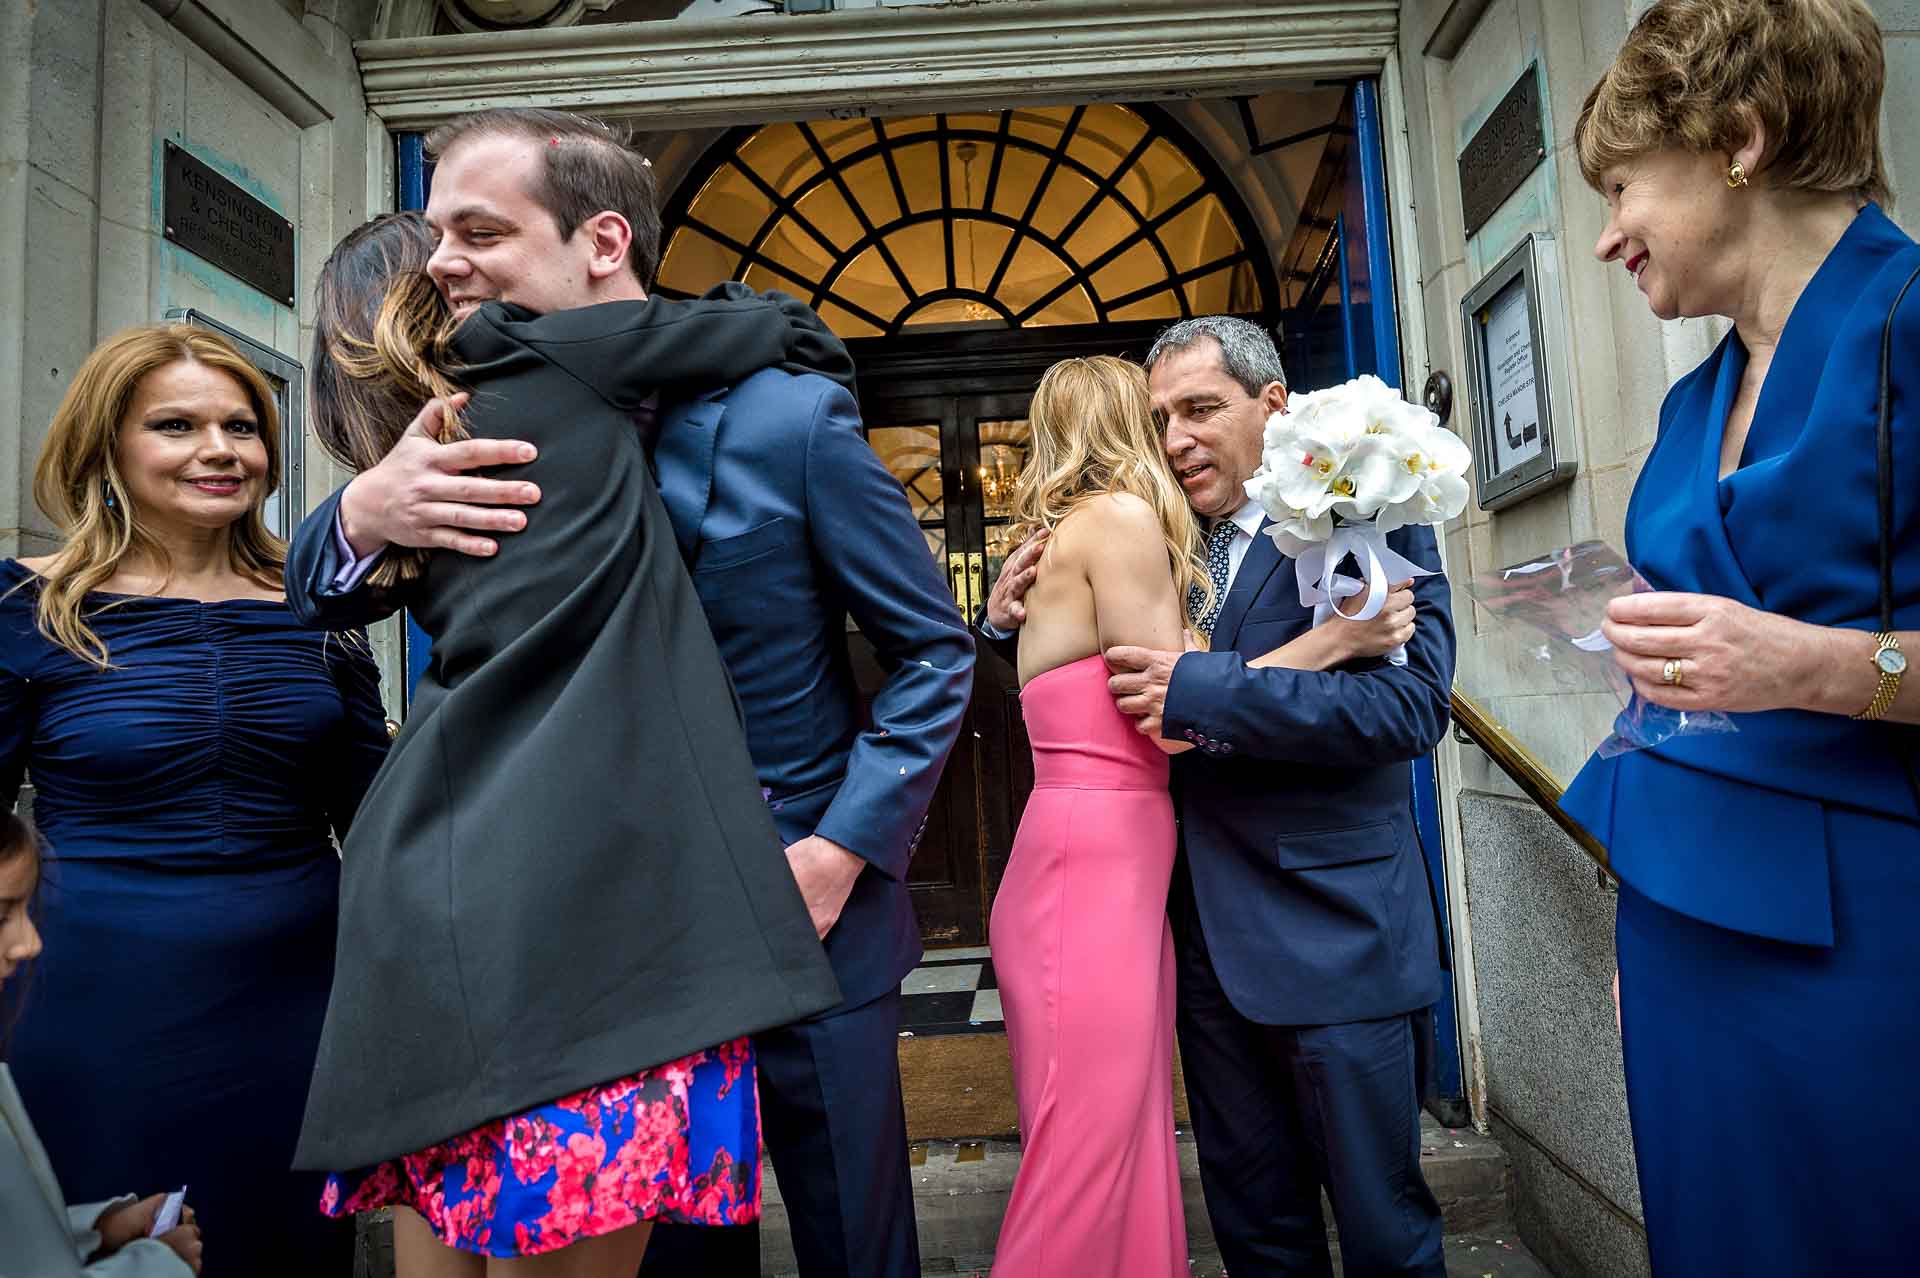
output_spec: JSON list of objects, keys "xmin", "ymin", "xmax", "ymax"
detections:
[
  {"xmin": 761, "ymin": 1114, "xmax": 1518, "ymax": 1277},
  {"xmin": 350, "ymin": 1113, "xmax": 1522, "ymax": 1278},
  {"xmin": 1174, "ymin": 1233, "xmax": 1552, "ymax": 1278},
  {"xmin": 898, "ymin": 1234, "xmax": 1552, "ymax": 1277}
]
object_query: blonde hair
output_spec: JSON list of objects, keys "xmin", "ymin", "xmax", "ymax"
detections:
[
  {"xmin": 310, "ymin": 212, "xmax": 469, "ymax": 589},
  {"xmin": 1013, "ymin": 356, "xmax": 1212, "ymax": 629},
  {"xmin": 27, "ymin": 325, "xmax": 285, "ymax": 669},
  {"xmin": 1576, "ymin": 0, "xmax": 1891, "ymax": 206}
]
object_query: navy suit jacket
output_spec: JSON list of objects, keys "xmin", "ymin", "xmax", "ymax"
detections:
[
  {"xmin": 287, "ymin": 367, "xmax": 975, "ymax": 1011},
  {"xmin": 1563, "ymin": 204, "xmax": 1920, "ymax": 946},
  {"xmin": 1162, "ymin": 521, "xmax": 1454, "ymax": 1027}
]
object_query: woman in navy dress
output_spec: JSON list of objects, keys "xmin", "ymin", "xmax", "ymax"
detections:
[
  {"xmin": 0, "ymin": 324, "xmax": 389, "ymax": 1275},
  {"xmin": 1563, "ymin": 2, "xmax": 1919, "ymax": 1271}
]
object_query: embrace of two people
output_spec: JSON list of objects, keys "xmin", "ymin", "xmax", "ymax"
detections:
[
  {"xmin": 975, "ymin": 320, "xmax": 1454, "ymax": 1277},
  {"xmin": 284, "ymin": 104, "xmax": 1455, "ymax": 1278},
  {"xmin": 287, "ymin": 108, "xmax": 972, "ymax": 1278}
]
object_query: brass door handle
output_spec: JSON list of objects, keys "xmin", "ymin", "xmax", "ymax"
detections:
[
  {"xmin": 967, "ymin": 552, "xmax": 985, "ymax": 616},
  {"xmin": 948, "ymin": 552, "xmax": 969, "ymax": 615}
]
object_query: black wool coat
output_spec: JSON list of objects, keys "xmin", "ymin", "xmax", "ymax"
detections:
[{"xmin": 294, "ymin": 294, "xmax": 845, "ymax": 1171}]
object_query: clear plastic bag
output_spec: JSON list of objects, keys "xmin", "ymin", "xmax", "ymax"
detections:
[{"xmin": 1461, "ymin": 541, "xmax": 1738, "ymax": 758}]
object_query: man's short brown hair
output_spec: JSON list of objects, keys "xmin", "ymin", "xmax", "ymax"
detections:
[
  {"xmin": 425, "ymin": 108, "xmax": 663, "ymax": 285},
  {"xmin": 1575, "ymin": 0, "xmax": 1891, "ymax": 207}
]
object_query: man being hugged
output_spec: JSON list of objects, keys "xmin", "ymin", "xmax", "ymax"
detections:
[{"xmin": 983, "ymin": 316, "xmax": 1456, "ymax": 1278}]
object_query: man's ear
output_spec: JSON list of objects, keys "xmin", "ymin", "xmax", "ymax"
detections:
[
  {"xmin": 581, "ymin": 210, "xmax": 635, "ymax": 284},
  {"xmin": 1262, "ymin": 381, "xmax": 1289, "ymax": 416}
]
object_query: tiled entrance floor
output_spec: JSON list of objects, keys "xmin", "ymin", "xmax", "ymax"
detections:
[{"xmin": 898, "ymin": 946, "xmax": 1003, "ymax": 1037}]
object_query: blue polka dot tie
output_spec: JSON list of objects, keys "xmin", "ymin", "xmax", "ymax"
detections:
[{"xmin": 1189, "ymin": 517, "xmax": 1238, "ymax": 639}]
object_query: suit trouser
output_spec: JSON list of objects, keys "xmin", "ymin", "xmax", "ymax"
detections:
[
  {"xmin": 1174, "ymin": 889, "xmax": 1445, "ymax": 1278},
  {"xmin": 638, "ymin": 987, "xmax": 920, "ymax": 1278}
]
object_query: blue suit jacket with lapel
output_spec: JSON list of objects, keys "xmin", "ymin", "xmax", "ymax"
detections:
[
  {"xmin": 1162, "ymin": 520, "xmax": 1455, "ymax": 1026},
  {"xmin": 653, "ymin": 368, "xmax": 975, "ymax": 1005},
  {"xmin": 288, "ymin": 368, "xmax": 975, "ymax": 1012},
  {"xmin": 1562, "ymin": 204, "xmax": 1920, "ymax": 947}
]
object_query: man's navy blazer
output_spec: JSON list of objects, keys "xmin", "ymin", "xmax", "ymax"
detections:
[
  {"xmin": 287, "ymin": 366, "xmax": 976, "ymax": 1012},
  {"xmin": 1165, "ymin": 520, "xmax": 1454, "ymax": 1026}
]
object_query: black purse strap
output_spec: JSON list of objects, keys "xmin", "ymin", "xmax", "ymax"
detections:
[{"xmin": 1876, "ymin": 258, "xmax": 1920, "ymax": 810}]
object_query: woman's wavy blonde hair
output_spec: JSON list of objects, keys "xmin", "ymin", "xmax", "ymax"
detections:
[
  {"xmin": 310, "ymin": 211, "xmax": 470, "ymax": 591},
  {"xmin": 1013, "ymin": 355, "xmax": 1212, "ymax": 629},
  {"xmin": 27, "ymin": 325, "xmax": 285, "ymax": 669}
]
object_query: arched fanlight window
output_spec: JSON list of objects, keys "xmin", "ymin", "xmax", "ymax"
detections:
[{"xmin": 655, "ymin": 104, "xmax": 1270, "ymax": 337}]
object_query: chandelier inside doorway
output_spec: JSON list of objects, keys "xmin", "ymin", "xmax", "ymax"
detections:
[{"xmin": 653, "ymin": 103, "xmax": 1268, "ymax": 338}]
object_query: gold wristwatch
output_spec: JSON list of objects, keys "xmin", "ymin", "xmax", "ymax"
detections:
[{"xmin": 1853, "ymin": 632, "xmax": 1907, "ymax": 721}]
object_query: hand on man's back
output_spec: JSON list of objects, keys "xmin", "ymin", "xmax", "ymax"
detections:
[{"xmin": 336, "ymin": 393, "xmax": 544, "ymax": 559}]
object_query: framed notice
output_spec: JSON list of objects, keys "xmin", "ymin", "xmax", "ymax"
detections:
[{"xmin": 1460, "ymin": 234, "xmax": 1577, "ymax": 510}]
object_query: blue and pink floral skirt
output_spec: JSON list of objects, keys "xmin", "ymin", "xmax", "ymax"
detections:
[{"xmin": 320, "ymin": 1038, "xmax": 758, "ymax": 1257}]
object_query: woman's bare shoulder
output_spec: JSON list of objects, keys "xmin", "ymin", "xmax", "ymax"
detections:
[
  {"xmin": 1056, "ymin": 491, "xmax": 1158, "ymax": 538},
  {"xmin": 1049, "ymin": 493, "xmax": 1167, "ymax": 585}
]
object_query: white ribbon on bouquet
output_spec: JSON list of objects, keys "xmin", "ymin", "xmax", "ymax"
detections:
[{"xmin": 1288, "ymin": 520, "xmax": 1434, "ymax": 667}]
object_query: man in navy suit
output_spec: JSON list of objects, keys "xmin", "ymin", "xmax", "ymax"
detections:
[
  {"xmin": 285, "ymin": 108, "xmax": 973, "ymax": 1278},
  {"xmin": 982, "ymin": 316, "xmax": 1453, "ymax": 1277}
]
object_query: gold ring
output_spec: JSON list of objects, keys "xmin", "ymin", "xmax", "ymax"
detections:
[{"xmin": 1662, "ymin": 658, "xmax": 1683, "ymax": 687}]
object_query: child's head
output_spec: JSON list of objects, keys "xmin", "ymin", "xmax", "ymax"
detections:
[{"xmin": 0, "ymin": 811, "xmax": 45, "ymax": 990}]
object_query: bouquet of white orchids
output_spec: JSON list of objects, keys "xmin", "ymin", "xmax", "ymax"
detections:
[{"xmin": 1243, "ymin": 374, "xmax": 1472, "ymax": 664}]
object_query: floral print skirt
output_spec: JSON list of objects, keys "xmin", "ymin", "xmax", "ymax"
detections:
[{"xmin": 320, "ymin": 1039, "xmax": 758, "ymax": 1257}]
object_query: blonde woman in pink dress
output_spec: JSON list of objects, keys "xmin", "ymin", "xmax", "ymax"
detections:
[{"xmin": 986, "ymin": 357, "xmax": 1413, "ymax": 1276}]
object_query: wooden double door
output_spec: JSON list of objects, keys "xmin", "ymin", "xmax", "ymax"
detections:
[
  {"xmin": 841, "ymin": 322, "xmax": 1179, "ymax": 946},
  {"xmin": 849, "ymin": 390, "xmax": 1034, "ymax": 946}
]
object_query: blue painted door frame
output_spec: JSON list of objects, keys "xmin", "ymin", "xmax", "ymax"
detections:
[
  {"xmin": 1351, "ymin": 81, "xmax": 1464, "ymax": 1106},
  {"xmin": 397, "ymin": 134, "xmax": 434, "ymax": 701},
  {"xmin": 1286, "ymin": 82, "xmax": 1464, "ymax": 1105}
]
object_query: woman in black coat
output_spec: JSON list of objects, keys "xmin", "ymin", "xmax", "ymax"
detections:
[{"xmin": 293, "ymin": 213, "xmax": 841, "ymax": 1270}]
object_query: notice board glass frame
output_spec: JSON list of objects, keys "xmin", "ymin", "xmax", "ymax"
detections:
[{"xmin": 1458, "ymin": 233, "xmax": 1577, "ymax": 511}]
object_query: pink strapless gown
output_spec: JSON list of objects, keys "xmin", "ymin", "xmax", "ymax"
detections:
[{"xmin": 988, "ymin": 654, "xmax": 1186, "ymax": 1277}]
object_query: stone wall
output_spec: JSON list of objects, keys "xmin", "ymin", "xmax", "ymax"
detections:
[
  {"xmin": 0, "ymin": 0, "xmax": 400, "ymax": 703},
  {"xmin": 1401, "ymin": 1, "xmax": 1920, "ymax": 1274},
  {"xmin": 1459, "ymin": 794, "xmax": 1644, "ymax": 1278}
]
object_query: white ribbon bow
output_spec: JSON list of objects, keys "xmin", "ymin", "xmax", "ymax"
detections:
[{"xmin": 1289, "ymin": 521, "xmax": 1433, "ymax": 666}]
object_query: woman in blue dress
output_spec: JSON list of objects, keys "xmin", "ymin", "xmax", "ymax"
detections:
[
  {"xmin": 0, "ymin": 323, "xmax": 390, "ymax": 1275},
  {"xmin": 1564, "ymin": 1, "xmax": 1919, "ymax": 1271}
]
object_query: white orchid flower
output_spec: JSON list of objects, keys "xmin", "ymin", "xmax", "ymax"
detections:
[
  {"xmin": 1420, "ymin": 421, "xmax": 1473, "ymax": 477},
  {"xmin": 1423, "ymin": 467, "xmax": 1471, "ymax": 519},
  {"xmin": 1264, "ymin": 508, "xmax": 1334, "ymax": 559},
  {"xmin": 1256, "ymin": 414, "xmax": 1355, "ymax": 518},
  {"xmin": 1375, "ymin": 424, "xmax": 1473, "ymax": 532},
  {"xmin": 1333, "ymin": 431, "xmax": 1425, "ymax": 521}
]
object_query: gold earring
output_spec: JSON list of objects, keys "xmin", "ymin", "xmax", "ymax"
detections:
[{"xmin": 1727, "ymin": 160, "xmax": 1749, "ymax": 189}]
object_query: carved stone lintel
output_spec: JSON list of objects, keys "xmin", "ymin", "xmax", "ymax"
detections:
[{"xmin": 357, "ymin": 0, "xmax": 1398, "ymax": 130}]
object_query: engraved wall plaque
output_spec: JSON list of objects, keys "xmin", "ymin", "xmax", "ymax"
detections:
[
  {"xmin": 1458, "ymin": 66, "xmax": 1545, "ymax": 240},
  {"xmin": 162, "ymin": 141, "xmax": 296, "ymax": 306}
]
